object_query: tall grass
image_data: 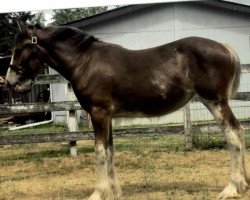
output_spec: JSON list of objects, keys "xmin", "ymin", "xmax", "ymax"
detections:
[{"xmin": 192, "ymin": 129, "xmax": 250, "ymax": 150}]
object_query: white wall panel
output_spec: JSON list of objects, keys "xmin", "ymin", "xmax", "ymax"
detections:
[
  {"xmin": 95, "ymin": 33, "xmax": 141, "ymax": 49},
  {"xmin": 139, "ymin": 31, "xmax": 174, "ymax": 49}
]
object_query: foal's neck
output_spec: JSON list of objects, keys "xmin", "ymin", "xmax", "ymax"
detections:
[
  {"xmin": 40, "ymin": 38, "xmax": 87, "ymax": 81},
  {"xmin": 36, "ymin": 27, "xmax": 96, "ymax": 83}
]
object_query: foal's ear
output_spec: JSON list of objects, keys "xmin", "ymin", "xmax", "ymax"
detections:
[{"xmin": 17, "ymin": 20, "xmax": 27, "ymax": 33}]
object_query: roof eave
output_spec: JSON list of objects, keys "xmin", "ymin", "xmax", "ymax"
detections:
[
  {"xmin": 64, "ymin": 0, "xmax": 250, "ymax": 28},
  {"xmin": 64, "ymin": 4, "xmax": 152, "ymax": 28}
]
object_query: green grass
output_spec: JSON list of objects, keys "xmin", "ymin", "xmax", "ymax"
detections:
[
  {"xmin": 193, "ymin": 132, "xmax": 226, "ymax": 150},
  {"xmin": 1, "ymin": 131, "xmax": 250, "ymax": 200},
  {"xmin": 0, "ymin": 148, "xmax": 69, "ymax": 167},
  {"xmin": 0, "ymin": 122, "xmax": 66, "ymax": 136},
  {"xmin": 193, "ymin": 130, "xmax": 250, "ymax": 150},
  {"xmin": 2, "ymin": 131, "xmax": 248, "ymax": 169}
]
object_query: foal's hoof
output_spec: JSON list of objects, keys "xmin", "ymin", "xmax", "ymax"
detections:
[
  {"xmin": 87, "ymin": 192, "xmax": 102, "ymax": 200},
  {"xmin": 218, "ymin": 181, "xmax": 248, "ymax": 199},
  {"xmin": 87, "ymin": 192, "xmax": 116, "ymax": 200},
  {"xmin": 87, "ymin": 185, "xmax": 121, "ymax": 200}
]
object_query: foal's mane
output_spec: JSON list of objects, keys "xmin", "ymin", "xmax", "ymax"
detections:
[
  {"xmin": 48, "ymin": 26, "xmax": 98, "ymax": 50},
  {"xmin": 15, "ymin": 24, "xmax": 98, "ymax": 51}
]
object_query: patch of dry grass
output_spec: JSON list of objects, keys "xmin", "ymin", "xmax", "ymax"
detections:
[{"xmin": 0, "ymin": 135, "xmax": 250, "ymax": 200}]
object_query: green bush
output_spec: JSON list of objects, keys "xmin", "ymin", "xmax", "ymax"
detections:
[
  {"xmin": 192, "ymin": 132, "xmax": 226, "ymax": 150},
  {"xmin": 192, "ymin": 130, "xmax": 250, "ymax": 150}
]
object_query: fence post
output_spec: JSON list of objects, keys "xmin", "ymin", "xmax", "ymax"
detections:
[
  {"xmin": 184, "ymin": 102, "xmax": 193, "ymax": 150},
  {"xmin": 66, "ymin": 83, "xmax": 78, "ymax": 156}
]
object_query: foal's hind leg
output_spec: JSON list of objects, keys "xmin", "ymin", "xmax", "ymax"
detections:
[
  {"xmin": 201, "ymin": 100, "xmax": 248, "ymax": 199},
  {"xmin": 88, "ymin": 107, "xmax": 121, "ymax": 200}
]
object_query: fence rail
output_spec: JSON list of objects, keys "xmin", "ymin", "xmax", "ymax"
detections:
[
  {"xmin": 0, "ymin": 101, "xmax": 81, "ymax": 115},
  {"xmin": 35, "ymin": 74, "xmax": 67, "ymax": 85}
]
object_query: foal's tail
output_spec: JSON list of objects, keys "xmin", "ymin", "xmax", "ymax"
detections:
[{"xmin": 224, "ymin": 44, "xmax": 241, "ymax": 99}]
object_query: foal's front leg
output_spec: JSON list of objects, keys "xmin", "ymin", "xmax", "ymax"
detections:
[{"xmin": 88, "ymin": 107, "xmax": 121, "ymax": 200}]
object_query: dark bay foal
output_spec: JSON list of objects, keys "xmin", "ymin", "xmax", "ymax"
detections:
[{"xmin": 5, "ymin": 23, "xmax": 248, "ymax": 199}]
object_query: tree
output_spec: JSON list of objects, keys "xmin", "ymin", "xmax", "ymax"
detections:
[
  {"xmin": 0, "ymin": 12, "xmax": 34, "ymax": 54},
  {"xmin": 51, "ymin": 7, "xmax": 108, "ymax": 26},
  {"xmin": 31, "ymin": 12, "xmax": 46, "ymax": 26}
]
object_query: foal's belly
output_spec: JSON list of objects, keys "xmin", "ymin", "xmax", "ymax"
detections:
[{"xmin": 114, "ymin": 87, "xmax": 194, "ymax": 117}]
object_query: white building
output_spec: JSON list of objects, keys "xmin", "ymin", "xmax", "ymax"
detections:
[{"xmin": 51, "ymin": 0, "xmax": 250, "ymax": 126}]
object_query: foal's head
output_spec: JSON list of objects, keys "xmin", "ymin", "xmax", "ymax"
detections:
[{"xmin": 6, "ymin": 23, "xmax": 43, "ymax": 93}]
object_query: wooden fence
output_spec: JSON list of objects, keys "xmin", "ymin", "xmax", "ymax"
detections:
[{"xmin": 1, "ymin": 65, "xmax": 250, "ymax": 155}]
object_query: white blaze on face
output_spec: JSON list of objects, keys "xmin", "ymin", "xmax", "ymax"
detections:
[
  {"xmin": 10, "ymin": 53, "xmax": 14, "ymax": 65},
  {"xmin": 6, "ymin": 53, "xmax": 14, "ymax": 78},
  {"xmin": 6, "ymin": 53, "xmax": 21, "ymax": 86}
]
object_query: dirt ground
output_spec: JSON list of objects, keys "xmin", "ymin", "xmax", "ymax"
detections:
[{"xmin": 0, "ymin": 135, "xmax": 250, "ymax": 200}]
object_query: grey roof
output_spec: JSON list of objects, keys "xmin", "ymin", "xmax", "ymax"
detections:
[
  {"xmin": 65, "ymin": 0, "xmax": 250, "ymax": 28},
  {"xmin": 64, "ymin": 4, "xmax": 153, "ymax": 28},
  {"xmin": 222, "ymin": 0, "xmax": 250, "ymax": 6}
]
